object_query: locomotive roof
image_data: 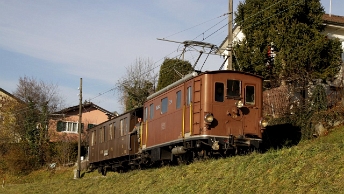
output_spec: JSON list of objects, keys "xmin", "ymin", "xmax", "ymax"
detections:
[
  {"xmin": 201, "ymin": 70, "xmax": 264, "ymax": 79},
  {"xmin": 147, "ymin": 70, "xmax": 263, "ymax": 101}
]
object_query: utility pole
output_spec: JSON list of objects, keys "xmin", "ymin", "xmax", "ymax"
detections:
[
  {"xmin": 226, "ymin": 0, "xmax": 233, "ymax": 70},
  {"xmin": 330, "ymin": 0, "xmax": 332, "ymax": 17},
  {"xmin": 77, "ymin": 78, "xmax": 82, "ymax": 178}
]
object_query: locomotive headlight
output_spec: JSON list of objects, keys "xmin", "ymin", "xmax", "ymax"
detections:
[
  {"xmin": 235, "ymin": 100, "xmax": 244, "ymax": 108},
  {"xmin": 259, "ymin": 118, "xmax": 268, "ymax": 128},
  {"xmin": 204, "ymin": 113, "xmax": 214, "ymax": 123}
]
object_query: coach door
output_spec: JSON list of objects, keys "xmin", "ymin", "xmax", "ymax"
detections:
[
  {"xmin": 118, "ymin": 117, "xmax": 129, "ymax": 156},
  {"xmin": 89, "ymin": 129, "xmax": 97, "ymax": 163}
]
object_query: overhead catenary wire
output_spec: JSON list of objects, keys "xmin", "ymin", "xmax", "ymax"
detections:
[
  {"xmin": 163, "ymin": 13, "xmax": 230, "ymax": 40},
  {"xmin": 85, "ymin": 0, "xmax": 303, "ymax": 105}
]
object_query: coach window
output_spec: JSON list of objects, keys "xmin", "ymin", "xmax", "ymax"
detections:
[
  {"xmin": 150, "ymin": 103, "xmax": 154, "ymax": 119},
  {"xmin": 109, "ymin": 123, "xmax": 113, "ymax": 140},
  {"xmin": 91, "ymin": 131, "xmax": 96, "ymax": 146},
  {"xmin": 161, "ymin": 97, "xmax": 168, "ymax": 114},
  {"xmin": 176, "ymin": 90, "xmax": 181, "ymax": 109},
  {"xmin": 120, "ymin": 119, "xmax": 124, "ymax": 136},
  {"xmin": 227, "ymin": 80, "xmax": 241, "ymax": 98},
  {"xmin": 186, "ymin": 86, "xmax": 192, "ymax": 105},
  {"xmin": 124, "ymin": 118, "xmax": 128, "ymax": 135},
  {"xmin": 103, "ymin": 126, "xmax": 106, "ymax": 143},
  {"xmin": 215, "ymin": 82, "xmax": 224, "ymax": 102},
  {"xmin": 100, "ymin": 126, "xmax": 106, "ymax": 143},
  {"xmin": 113, "ymin": 122, "xmax": 116, "ymax": 139},
  {"xmin": 245, "ymin": 85, "xmax": 255, "ymax": 105}
]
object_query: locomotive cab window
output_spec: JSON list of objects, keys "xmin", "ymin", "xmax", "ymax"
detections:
[
  {"xmin": 186, "ymin": 86, "xmax": 192, "ymax": 105},
  {"xmin": 215, "ymin": 82, "xmax": 224, "ymax": 102},
  {"xmin": 227, "ymin": 80, "xmax": 241, "ymax": 99},
  {"xmin": 150, "ymin": 103, "xmax": 154, "ymax": 119},
  {"xmin": 161, "ymin": 97, "xmax": 168, "ymax": 114},
  {"xmin": 176, "ymin": 90, "xmax": 181, "ymax": 109},
  {"xmin": 144, "ymin": 107, "xmax": 148, "ymax": 121},
  {"xmin": 245, "ymin": 85, "xmax": 255, "ymax": 105}
]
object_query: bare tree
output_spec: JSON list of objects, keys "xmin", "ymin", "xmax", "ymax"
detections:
[
  {"xmin": 13, "ymin": 76, "xmax": 64, "ymax": 168},
  {"xmin": 117, "ymin": 58, "xmax": 158, "ymax": 112},
  {"xmin": 14, "ymin": 76, "xmax": 64, "ymax": 113}
]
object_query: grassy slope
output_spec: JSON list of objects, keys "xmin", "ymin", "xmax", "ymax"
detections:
[{"xmin": 3, "ymin": 126, "xmax": 344, "ymax": 194}]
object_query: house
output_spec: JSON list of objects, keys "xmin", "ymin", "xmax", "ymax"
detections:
[
  {"xmin": 0, "ymin": 88, "xmax": 23, "ymax": 143},
  {"xmin": 48, "ymin": 102, "xmax": 116, "ymax": 142}
]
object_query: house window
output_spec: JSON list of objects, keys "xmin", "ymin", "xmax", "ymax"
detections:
[
  {"xmin": 150, "ymin": 103, "xmax": 154, "ymax": 119},
  {"xmin": 161, "ymin": 97, "xmax": 168, "ymax": 114},
  {"xmin": 88, "ymin": 123, "xmax": 97, "ymax": 129},
  {"xmin": 245, "ymin": 85, "xmax": 255, "ymax": 105},
  {"xmin": 176, "ymin": 90, "xmax": 181, "ymax": 109},
  {"xmin": 227, "ymin": 80, "xmax": 241, "ymax": 98},
  {"xmin": 186, "ymin": 86, "xmax": 192, "ymax": 105},
  {"xmin": 215, "ymin": 82, "xmax": 224, "ymax": 102},
  {"xmin": 57, "ymin": 121, "xmax": 84, "ymax": 133}
]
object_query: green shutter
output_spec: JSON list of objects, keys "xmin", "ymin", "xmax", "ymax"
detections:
[{"xmin": 57, "ymin": 121, "xmax": 64, "ymax": 132}]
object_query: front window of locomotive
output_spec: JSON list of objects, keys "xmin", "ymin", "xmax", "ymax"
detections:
[{"xmin": 226, "ymin": 80, "xmax": 241, "ymax": 99}]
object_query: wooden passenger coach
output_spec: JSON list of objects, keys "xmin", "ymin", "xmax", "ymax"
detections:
[{"xmin": 88, "ymin": 108, "xmax": 142, "ymax": 173}]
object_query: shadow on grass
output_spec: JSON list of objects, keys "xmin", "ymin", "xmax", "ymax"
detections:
[{"xmin": 262, "ymin": 123, "xmax": 301, "ymax": 150}]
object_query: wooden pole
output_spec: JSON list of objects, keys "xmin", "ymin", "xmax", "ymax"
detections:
[
  {"xmin": 77, "ymin": 78, "xmax": 82, "ymax": 178},
  {"xmin": 227, "ymin": 0, "xmax": 233, "ymax": 70}
]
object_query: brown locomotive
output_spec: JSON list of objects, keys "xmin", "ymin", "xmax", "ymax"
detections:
[{"xmin": 88, "ymin": 70, "xmax": 268, "ymax": 174}]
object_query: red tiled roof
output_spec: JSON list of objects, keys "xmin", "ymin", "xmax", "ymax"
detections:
[
  {"xmin": 54, "ymin": 102, "xmax": 115, "ymax": 117},
  {"xmin": 323, "ymin": 14, "xmax": 344, "ymax": 26}
]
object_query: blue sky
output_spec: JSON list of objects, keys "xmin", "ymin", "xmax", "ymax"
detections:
[{"xmin": 0, "ymin": 0, "xmax": 342, "ymax": 113}]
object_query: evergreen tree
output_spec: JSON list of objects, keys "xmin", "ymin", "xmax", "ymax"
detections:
[
  {"xmin": 156, "ymin": 58, "xmax": 194, "ymax": 91},
  {"xmin": 233, "ymin": 0, "xmax": 342, "ymax": 87}
]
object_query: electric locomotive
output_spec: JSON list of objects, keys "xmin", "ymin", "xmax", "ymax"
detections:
[{"xmin": 88, "ymin": 70, "xmax": 268, "ymax": 174}]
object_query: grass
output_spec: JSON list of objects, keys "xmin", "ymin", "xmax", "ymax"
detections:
[{"xmin": 3, "ymin": 126, "xmax": 344, "ymax": 194}]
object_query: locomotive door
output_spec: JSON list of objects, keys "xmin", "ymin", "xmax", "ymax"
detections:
[
  {"xmin": 184, "ymin": 81, "xmax": 193, "ymax": 136},
  {"xmin": 193, "ymin": 78, "xmax": 202, "ymax": 135},
  {"xmin": 226, "ymin": 79, "xmax": 244, "ymax": 136},
  {"xmin": 242, "ymin": 83, "xmax": 259, "ymax": 136}
]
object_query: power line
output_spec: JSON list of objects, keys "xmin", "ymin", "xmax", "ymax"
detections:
[
  {"xmin": 163, "ymin": 13, "xmax": 230, "ymax": 40},
  {"xmin": 83, "ymin": 0, "xmax": 301, "ymax": 105}
]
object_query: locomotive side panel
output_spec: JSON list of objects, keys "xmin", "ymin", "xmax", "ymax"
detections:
[{"xmin": 143, "ymin": 84, "xmax": 186, "ymax": 148}]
